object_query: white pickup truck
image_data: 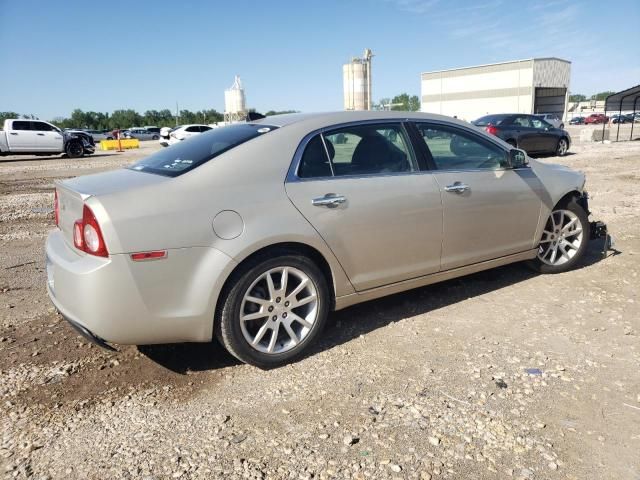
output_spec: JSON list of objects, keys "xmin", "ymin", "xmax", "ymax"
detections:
[{"xmin": 0, "ymin": 119, "xmax": 95, "ymax": 158}]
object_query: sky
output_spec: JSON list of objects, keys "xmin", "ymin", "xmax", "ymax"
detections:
[{"xmin": 0, "ymin": 0, "xmax": 638, "ymax": 120}]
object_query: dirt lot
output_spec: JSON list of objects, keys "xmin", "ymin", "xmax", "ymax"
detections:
[{"xmin": 1, "ymin": 138, "xmax": 639, "ymax": 480}]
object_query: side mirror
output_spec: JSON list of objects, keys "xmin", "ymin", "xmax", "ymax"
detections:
[{"xmin": 509, "ymin": 148, "xmax": 529, "ymax": 168}]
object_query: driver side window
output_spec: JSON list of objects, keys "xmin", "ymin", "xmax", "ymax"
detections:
[{"xmin": 416, "ymin": 124, "xmax": 508, "ymax": 170}]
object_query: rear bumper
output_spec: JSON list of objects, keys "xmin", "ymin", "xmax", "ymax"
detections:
[
  {"xmin": 45, "ymin": 229, "xmax": 237, "ymax": 345},
  {"xmin": 62, "ymin": 313, "xmax": 117, "ymax": 351}
]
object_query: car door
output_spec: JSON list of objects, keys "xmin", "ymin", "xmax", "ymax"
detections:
[
  {"xmin": 509, "ymin": 116, "xmax": 541, "ymax": 152},
  {"xmin": 286, "ymin": 122, "xmax": 443, "ymax": 291},
  {"xmin": 529, "ymin": 117, "xmax": 558, "ymax": 153},
  {"xmin": 6, "ymin": 120, "xmax": 37, "ymax": 151},
  {"xmin": 413, "ymin": 122, "xmax": 542, "ymax": 270},
  {"xmin": 31, "ymin": 121, "xmax": 64, "ymax": 151}
]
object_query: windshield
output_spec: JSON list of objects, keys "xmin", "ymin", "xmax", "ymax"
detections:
[
  {"xmin": 129, "ymin": 123, "xmax": 277, "ymax": 177},
  {"xmin": 473, "ymin": 115, "xmax": 508, "ymax": 126}
]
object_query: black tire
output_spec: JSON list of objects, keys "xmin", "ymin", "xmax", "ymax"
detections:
[
  {"xmin": 556, "ymin": 137, "xmax": 569, "ymax": 156},
  {"xmin": 215, "ymin": 252, "xmax": 330, "ymax": 369},
  {"xmin": 152, "ymin": 135, "xmax": 159, "ymax": 140},
  {"xmin": 106, "ymin": 136, "xmax": 113, "ymax": 140},
  {"xmin": 559, "ymin": 123, "xmax": 565, "ymax": 129},
  {"xmin": 528, "ymin": 198, "xmax": 590, "ymax": 274},
  {"xmin": 66, "ymin": 141, "xmax": 84, "ymax": 159}
]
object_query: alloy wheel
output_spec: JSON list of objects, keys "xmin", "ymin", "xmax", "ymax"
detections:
[
  {"xmin": 537, "ymin": 209, "xmax": 583, "ymax": 266},
  {"xmin": 557, "ymin": 139, "xmax": 568, "ymax": 156},
  {"xmin": 69, "ymin": 143, "xmax": 83, "ymax": 156},
  {"xmin": 239, "ymin": 266, "xmax": 319, "ymax": 354}
]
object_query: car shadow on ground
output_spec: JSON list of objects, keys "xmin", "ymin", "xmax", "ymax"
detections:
[
  {"xmin": 530, "ymin": 151, "xmax": 576, "ymax": 159},
  {"xmin": 138, "ymin": 239, "xmax": 617, "ymax": 373}
]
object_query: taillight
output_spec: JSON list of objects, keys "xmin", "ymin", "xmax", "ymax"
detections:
[
  {"xmin": 73, "ymin": 204, "xmax": 108, "ymax": 257},
  {"xmin": 485, "ymin": 125, "xmax": 498, "ymax": 136},
  {"xmin": 54, "ymin": 189, "xmax": 60, "ymax": 227}
]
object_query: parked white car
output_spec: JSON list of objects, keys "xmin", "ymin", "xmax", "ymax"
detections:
[{"xmin": 164, "ymin": 124, "xmax": 213, "ymax": 146}]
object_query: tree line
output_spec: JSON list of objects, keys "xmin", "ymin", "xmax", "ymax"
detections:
[
  {"xmin": 569, "ymin": 91, "xmax": 617, "ymax": 102},
  {"xmin": 0, "ymin": 108, "xmax": 298, "ymax": 130}
]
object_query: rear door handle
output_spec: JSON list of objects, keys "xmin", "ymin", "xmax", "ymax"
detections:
[
  {"xmin": 444, "ymin": 182, "xmax": 470, "ymax": 194},
  {"xmin": 10, "ymin": 132, "xmax": 18, "ymax": 135},
  {"xmin": 312, "ymin": 193, "xmax": 347, "ymax": 208},
  {"xmin": 37, "ymin": 133, "xmax": 45, "ymax": 136}
]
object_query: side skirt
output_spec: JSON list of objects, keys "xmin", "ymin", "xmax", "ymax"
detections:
[{"xmin": 334, "ymin": 249, "xmax": 537, "ymax": 311}]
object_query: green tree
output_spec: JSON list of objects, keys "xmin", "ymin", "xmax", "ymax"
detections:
[
  {"xmin": 592, "ymin": 91, "xmax": 616, "ymax": 101},
  {"xmin": 569, "ymin": 94, "xmax": 587, "ymax": 102},
  {"xmin": 264, "ymin": 110, "xmax": 298, "ymax": 116},
  {"xmin": 109, "ymin": 109, "xmax": 142, "ymax": 129},
  {"xmin": 0, "ymin": 111, "xmax": 21, "ymax": 125},
  {"xmin": 388, "ymin": 93, "xmax": 420, "ymax": 111}
]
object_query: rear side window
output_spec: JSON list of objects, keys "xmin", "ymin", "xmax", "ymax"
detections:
[
  {"xmin": 13, "ymin": 121, "xmax": 31, "ymax": 130},
  {"xmin": 129, "ymin": 123, "xmax": 277, "ymax": 177},
  {"xmin": 185, "ymin": 126, "xmax": 200, "ymax": 133},
  {"xmin": 298, "ymin": 136, "xmax": 332, "ymax": 178},
  {"xmin": 297, "ymin": 123, "xmax": 416, "ymax": 179},
  {"xmin": 473, "ymin": 115, "xmax": 508, "ymax": 126}
]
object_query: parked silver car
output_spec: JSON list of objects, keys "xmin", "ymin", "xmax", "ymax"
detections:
[
  {"xmin": 46, "ymin": 111, "xmax": 605, "ymax": 368},
  {"xmin": 124, "ymin": 128, "xmax": 160, "ymax": 141},
  {"xmin": 535, "ymin": 113, "xmax": 564, "ymax": 129}
]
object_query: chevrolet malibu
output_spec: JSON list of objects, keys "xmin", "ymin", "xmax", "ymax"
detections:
[{"xmin": 46, "ymin": 111, "xmax": 603, "ymax": 368}]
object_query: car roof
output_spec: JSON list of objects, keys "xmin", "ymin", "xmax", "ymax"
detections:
[{"xmin": 254, "ymin": 110, "xmax": 482, "ymax": 131}]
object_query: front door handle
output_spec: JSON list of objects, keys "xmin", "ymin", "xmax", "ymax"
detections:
[
  {"xmin": 9, "ymin": 132, "xmax": 18, "ymax": 135},
  {"xmin": 444, "ymin": 182, "xmax": 470, "ymax": 194},
  {"xmin": 37, "ymin": 133, "xmax": 45, "ymax": 136},
  {"xmin": 312, "ymin": 193, "xmax": 347, "ymax": 208}
]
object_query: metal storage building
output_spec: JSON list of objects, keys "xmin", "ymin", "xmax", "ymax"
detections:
[{"xmin": 421, "ymin": 58, "xmax": 571, "ymax": 121}]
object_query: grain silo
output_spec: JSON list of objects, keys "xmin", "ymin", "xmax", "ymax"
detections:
[
  {"xmin": 343, "ymin": 49, "xmax": 373, "ymax": 111},
  {"xmin": 224, "ymin": 75, "xmax": 247, "ymax": 122}
]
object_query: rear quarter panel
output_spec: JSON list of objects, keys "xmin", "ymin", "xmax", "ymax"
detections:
[{"xmin": 94, "ymin": 125, "xmax": 355, "ymax": 299}]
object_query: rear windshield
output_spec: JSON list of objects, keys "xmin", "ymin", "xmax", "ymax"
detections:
[
  {"xmin": 129, "ymin": 123, "xmax": 277, "ymax": 177},
  {"xmin": 473, "ymin": 115, "xmax": 508, "ymax": 126}
]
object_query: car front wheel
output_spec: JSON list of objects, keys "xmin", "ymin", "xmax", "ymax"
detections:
[
  {"xmin": 66, "ymin": 141, "xmax": 84, "ymax": 158},
  {"xmin": 556, "ymin": 138, "xmax": 569, "ymax": 156},
  {"xmin": 530, "ymin": 199, "xmax": 589, "ymax": 274},
  {"xmin": 216, "ymin": 253, "xmax": 329, "ymax": 368}
]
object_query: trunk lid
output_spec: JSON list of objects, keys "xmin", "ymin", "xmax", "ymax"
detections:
[{"xmin": 55, "ymin": 169, "xmax": 170, "ymax": 249}]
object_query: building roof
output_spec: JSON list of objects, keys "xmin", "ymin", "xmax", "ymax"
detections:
[
  {"xmin": 604, "ymin": 84, "xmax": 640, "ymax": 112},
  {"xmin": 421, "ymin": 57, "xmax": 571, "ymax": 76}
]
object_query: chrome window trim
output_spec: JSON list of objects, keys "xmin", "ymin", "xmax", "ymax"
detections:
[{"xmin": 286, "ymin": 119, "xmax": 421, "ymax": 183}]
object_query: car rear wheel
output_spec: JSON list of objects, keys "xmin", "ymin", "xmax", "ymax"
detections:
[
  {"xmin": 152, "ymin": 135, "xmax": 159, "ymax": 140},
  {"xmin": 529, "ymin": 199, "xmax": 589, "ymax": 274},
  {"xmin": 556, "ymin": 138, "xmax": 568, "ymax": 156},
  {"xmin": 216, "ymin": 253, "xmax": 329, "ymax": 368},
  {"xmin": 66, "ymin": 141, "xmax": 84, "ymax": 159}
]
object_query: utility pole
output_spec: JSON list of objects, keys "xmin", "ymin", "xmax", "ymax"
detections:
[{"xmin": 175, "ymin": 102, "xmax": 179, "ymax": 126}]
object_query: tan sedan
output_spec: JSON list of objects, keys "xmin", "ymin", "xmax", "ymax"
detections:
[{"xmin": 46, "ymin": 111, "xmax": 602, "ymax": 368}]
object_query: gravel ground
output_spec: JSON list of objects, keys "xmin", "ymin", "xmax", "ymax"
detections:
[{"xmin": 1, "ymin": 138, "xmax": 639, "ymax": 480}]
